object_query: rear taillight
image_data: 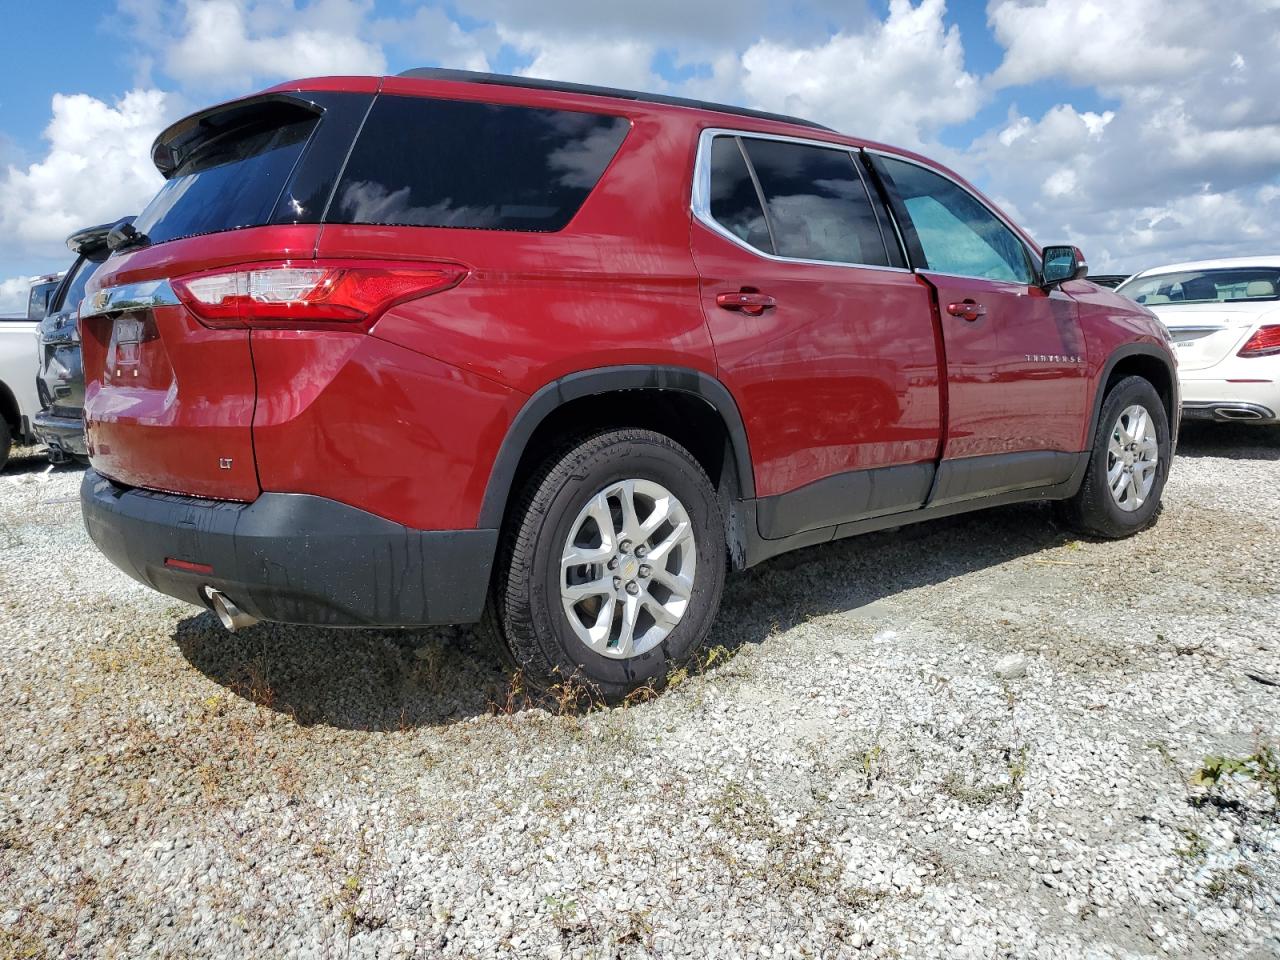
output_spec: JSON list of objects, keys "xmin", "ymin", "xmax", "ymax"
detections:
[
  {"xmin": 171, "ymin": 260, "xmax": 467, "ymax": 328},
  {"xmin": 1238, "ymin": 325, "xmax": 1280, "ymax": 358}
]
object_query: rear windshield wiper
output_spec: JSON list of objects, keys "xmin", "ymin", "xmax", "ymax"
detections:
[{"xmin": 106, "ymin": 220, "xmax": 151, "ymax": 252}]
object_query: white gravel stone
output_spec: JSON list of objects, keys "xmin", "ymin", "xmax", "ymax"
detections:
[{"xmin": 0, "ymin": 425, "xmax": 1278, "ymax": 958}]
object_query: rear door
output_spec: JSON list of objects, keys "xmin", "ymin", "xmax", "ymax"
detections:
[
  {"xmin": 690, "ymin": 131, "xmax": 944, "ymax": 539},
  {"xmin": 870, "ymin": 154, "xmax": 1087, "ymax": 503},
  {"xmin": 80, "ymin": 93, "xmax": 367, "ymax": 500}
]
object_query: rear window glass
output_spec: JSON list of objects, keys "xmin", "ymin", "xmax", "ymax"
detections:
[
  {"xmin": 329, "ymin": 96, "xmax": 630, "ymax": 232},
  {"xmin": 132, "ymin": 105, "xmax": 318, "ymax": 245}
]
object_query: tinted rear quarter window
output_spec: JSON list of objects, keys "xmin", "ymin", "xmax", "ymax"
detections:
[
  {"xmin": 329, "ymin": 96, "xmax": 630, "ymax": 232},
  {"xmin": 742, "ymin": 139, "xmax": 890, "ymax": 267}
]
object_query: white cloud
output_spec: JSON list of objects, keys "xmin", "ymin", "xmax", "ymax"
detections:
[
  {"xmin": 989, "ymin": 0, "xmax": 1212, "ymax": 89},
  {"xmin": 370, "ymin": 6, "xmax": 492, "ymax": 74},
  {"xmin": 974, "ymin": 0, "xmax": 1280, "ymax": 270},
  {"xmin": 505, "ymin": 32, "xmax": 662, "ymax": 91},
  {"xmin": 734, "ymin": 0, "xmax": 983, "ymax": 148},
  {"xmin": 0, "ymin": 90, "xmax": 172, "ymax": 260},
  {"xmin": 163, "ymin": 0, "xmax": 387, "ymax": 89}
]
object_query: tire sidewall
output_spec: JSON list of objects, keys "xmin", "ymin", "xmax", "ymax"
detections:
[
  {"xmin": 525, "ymin": 436, "xmax": 725, "ymax": 692},
  {"xmin": 1089, "ymin": 377, "xmax": 1171, "ymax": 533}
]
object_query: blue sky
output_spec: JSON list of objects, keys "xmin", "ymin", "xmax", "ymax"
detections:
[{"xmin": 1, "ymin": 0, "xmax": 1277, "ymax": 309}]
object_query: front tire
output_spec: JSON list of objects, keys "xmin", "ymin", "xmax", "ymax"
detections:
[
  {"xmin": 1059, "ymin": 375, "xmax": 1171, "ymax": 538},
  {"xmin": 486, "ymin": 429, "xmax": 726, "ymax": 700}
]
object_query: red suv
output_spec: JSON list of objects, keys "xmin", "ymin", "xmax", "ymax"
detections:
[{"xmin": 80, "ymin": 70, "xmax": 1177, "ymax": 698}]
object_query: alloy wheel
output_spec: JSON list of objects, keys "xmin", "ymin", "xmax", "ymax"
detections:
[
  {"xmin": 559, "ymin": 478, "xmax": 697, "ymax": 659},
  {"xmin": 1107, "ymin": 404, "xmax": 1159, "ymax": 512}
]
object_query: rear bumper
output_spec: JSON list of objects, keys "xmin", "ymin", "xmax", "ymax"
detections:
[
  {"xmin": 81, "ymin": 469, "xmax": 498, "ymax": 627},
  {"xmin": 1179, "ymin": 377, "xmax": 1279, "ymax": 422},
  {"xmin": 33, "ymin": 411, "xmax": 87, "ymax": 457}
]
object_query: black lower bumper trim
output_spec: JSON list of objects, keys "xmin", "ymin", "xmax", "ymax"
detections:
[
  {"xmin": 81, "ymin": 470, "xmax": 498, "ymax": 627},
  {"xmin": 33, "ymin": 412, "xmax": 87, "ymax": 457}
]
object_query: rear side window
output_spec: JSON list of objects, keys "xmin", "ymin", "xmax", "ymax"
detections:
[
  {"xmin": 703, "ymin": 135, "xmax": 893, "ymax": 268},
  {"xmin": 329, "ymin": 96, "xmax": 630, "ymax": 232},
  {"xmin": 741, "ymin": 139, "xmax": 891, "ymax": 267},
  {"xmin": 708, "ymin": 137, "xmax": 773, "ymax": 252},
  {"xmin": 133, "ymin": 101, "xmax": 319, "ymax": 245}
]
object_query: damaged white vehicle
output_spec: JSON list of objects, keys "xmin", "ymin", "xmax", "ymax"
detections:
[{"xmin": 1119, "ymin": 257, "xmax": 1280, "ymax": 425}]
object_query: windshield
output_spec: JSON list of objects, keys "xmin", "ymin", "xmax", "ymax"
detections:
[{"xmin": 1118, "ymin": 267, "xmax": 1280, "ymax": 306}]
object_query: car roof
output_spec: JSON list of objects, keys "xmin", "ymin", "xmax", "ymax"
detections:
[
  {"xmin": 1131, "ymin": 255, "xmax": 1280, "ymax": 277},
  {"xmin": 396, "ymin": 68, "xmax": 834, "ymax": 133}
]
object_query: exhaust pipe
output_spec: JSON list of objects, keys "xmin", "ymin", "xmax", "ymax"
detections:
[
  {"xmin": 1215, "ymin": 406, "xmax": 1264, "ymax": 421},
  {"xmin": 203, "ymin": 587, "xmax": 260, "ymax": 632}
]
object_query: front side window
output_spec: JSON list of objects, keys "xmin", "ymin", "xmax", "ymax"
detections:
[
  {"xmin": 1117, "ymin": 268, "xmax": 1280, "ymax": 305},
  {"xmin": 878, "ymin": 156, "xmax": 1033, "ymax": 284},
  {"xmin": 330, "ymin": 96, "xmax": 630, "ymax": 232}
]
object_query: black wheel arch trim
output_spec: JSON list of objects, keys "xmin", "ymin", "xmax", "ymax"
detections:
[
  {"xmin": 478, "ymin": 365, "xmax": 755, "ymax": 529},
  {"xmin": 1088, "ymin": 342, "xmax": 1179, "ymax": 446}
]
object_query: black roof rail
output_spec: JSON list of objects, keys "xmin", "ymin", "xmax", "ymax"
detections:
[{"xmin": 395, "ymin": 68, "xmax": 834, "ymax": 133}]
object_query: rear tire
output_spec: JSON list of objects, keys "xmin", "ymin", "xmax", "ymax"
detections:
[
  {"xmin": 1058, "ymin": 375, "xmax": 1171, "ymax": 538},
  {"xmin": 485, "ymin": 429, "xmax": 726, "ymax": 700}
]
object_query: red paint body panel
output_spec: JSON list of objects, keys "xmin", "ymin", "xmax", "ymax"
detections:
[
  {"xmin": 250, "ymin": 330, "xmax": 521, "ymax": 529},
  {"xmin": 922, "ymin": 273, "xmax": 1087, "ymax": 458},
  {"xmin": 80, "ymin": 301, "xmax": 260, "ymax": 500},
  {"xmin": 690, "ymin": 220, "xmax": 942, "ymax": 498}
]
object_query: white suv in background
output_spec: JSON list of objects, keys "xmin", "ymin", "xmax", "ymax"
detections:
[{"xmin": 1118, "ymin": 257, "xmax": 1280, "ymax": 425}]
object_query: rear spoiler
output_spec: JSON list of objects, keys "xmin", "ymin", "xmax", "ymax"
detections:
[
  {"xmin": 67, "ymin": 217, "xmax": 133, "ymax": 256},
  {"xmin": 150, "ymin": 93, "xmax": 325, "ymax": 178}
]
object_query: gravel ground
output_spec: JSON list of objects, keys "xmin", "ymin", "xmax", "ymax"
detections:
[{"xmin": 1, "ymin": 424, "xmax": 1278, "ymax": 959}]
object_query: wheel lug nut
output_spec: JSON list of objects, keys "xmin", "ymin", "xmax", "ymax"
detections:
[
  {"xmin": 607, "ymin": 557, "xmax": 619, "ymax": 570},
  {"xmin": 625, "ymin": 581, "xmax": 640, "ymax": 596},
  {"xmin": 635, "ymin": 545, "xmax": 648, "ymax": 558},
  {"xmin": 613, "ymin": 576, "xmax": 622, "ymax": 588},
  {"xmin": 638, "ymin": 564, "xmax": 651, "ymax": 578},
  {"xmin": 619, "ymin": 540, "xmax": 633, "ymax": 554}
]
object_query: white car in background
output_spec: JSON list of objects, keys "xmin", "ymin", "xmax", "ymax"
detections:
[
  {"xmin": 1118, "ymin": 257, "xmax": 1280, "ymax": 425},
  {"xmin": 0, "ymin": 312, "xmax": 41, "ymax": 471}
]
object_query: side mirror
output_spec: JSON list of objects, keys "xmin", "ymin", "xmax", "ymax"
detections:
[{"xmin": 1041, "ymin": 245, "xmax": 1088, "ymax": 287}]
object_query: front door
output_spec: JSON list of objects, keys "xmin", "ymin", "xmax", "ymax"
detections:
[{"xmin": 871, "ymin": 154, "xmax": 1087, "ymax": 504}]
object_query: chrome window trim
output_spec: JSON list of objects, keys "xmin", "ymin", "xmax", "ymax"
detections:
[
  {"xmin": 691, "ymin": 127, "xmax": 913, "ymax": 275},
  {"xmin": 81, "ymin": 279, "xmax": 179, "ymax": 319},
  {"xmin": 864, "ymin": 147, "xmax": 1044, "ymax": 279}
]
